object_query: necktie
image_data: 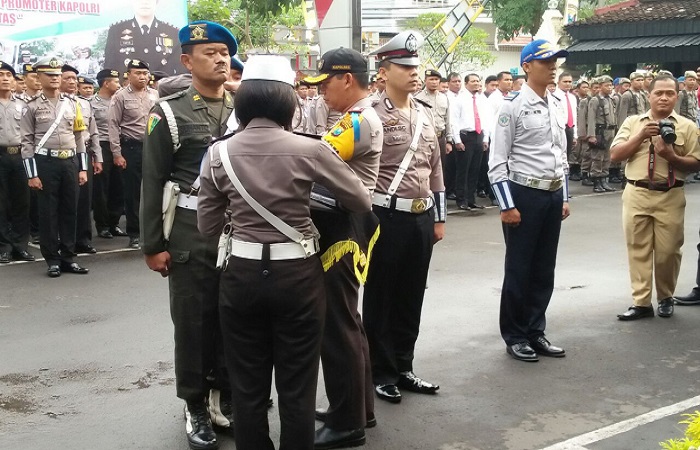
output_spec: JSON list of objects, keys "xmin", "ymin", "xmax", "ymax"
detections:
[
  {"xmin": 473, "ymin": 95, "xmax": 482, "ymax": 134},
  {"xmin": 142, "ymin": 25, "xmax": 149, "ymax": 35},
  {"xmin": 565, "ymin": 93, "xmax": 574, "ymax": 128}
]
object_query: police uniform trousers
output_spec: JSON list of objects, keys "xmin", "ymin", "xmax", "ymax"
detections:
[
  {"xmin": 167, "ymin": 207, "xmax": 229, "ymax": 401},
  {"xmin": 121, "ymin": 138, "xmax": 143, "ymax": 238},
  {"xmin": 571, "ymin": 140, "xmax": 585, "ymax": 168},
  {"xmin": 456, "ymin": 130, "xmax": 484, "ymax": 204},
  {"xmin": 500, "ymin": 183, "xmax": 563, "ymax": 346},
  {"xmin": 93, "ymin": 141, "xmax": 124, "ymax": 232},
  {"xmin": 622, "ymin": 184, "xmax": 685, "ymax": 306},
  {"xmin": 363, "ymin": 206, "xmax": 434, "ymax": 385},
  {"xmin": 313, "ymin": 209, "xmax": 373, "ymax": 431},
  {"xmin": 589, "ymin": 130, "xmax": 614, "ymax": 178},
  {"xmin": 0, "ymin": 148, "xmax": 30, "ymax": 254},
  {"xmin": 29, "ymin": 189, "xmax": 39, "ymax": 238},
  {"xmin": 35, "ymin": 155, "xmax": 79, "ymax": 266},
  {"xmin": 75, "ymin": 152, "xmax": 94, "ymax": 246},
  {"xmin": 219, "ymin": 254, "xmax": 325, "ymax": 450}
]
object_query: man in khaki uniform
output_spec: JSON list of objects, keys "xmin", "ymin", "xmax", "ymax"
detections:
[
  {"xmin": 611, "ymin": 74, "xmax": 700, "ymax": 321},
  {"xmin": 574, "ymin": 80, "xmax": 592, "ymax": 185},
  {"xmin": 675, "ymin": 70, "xmax": 698, "ymax": 123},
  {"xmin": 587, "ymin": 75, "xmax": 617, "ymax": 192},
  {"xmin": 21, "ymin": 56, "xmax": 89, "ymax": 277},
  {"xmin": 108, "ymin": 59, "xmax": 159, "ymax": 248},
  {"xmin": 364, "ymin": 30, "xmax": 445, "ymax": 404},
  {"xmin": 314, "ymin": 94, "xmax": 342, "ymax": 135}
]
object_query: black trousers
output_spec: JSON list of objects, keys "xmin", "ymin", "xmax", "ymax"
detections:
[
  {"xmin": 363, "ymin": 206, "xmax": 434, "ymax": 385},
  {"xmin": 455, "ymin": 130, "xmax": 484, "ymax": 204},
  {"xmin": 0, "ymin": 150, "xmax": 30, "ymax": 253},
  {"xmin": 35, "ymin": 155, "xmax": 79, "ymax": 267},
  {"xmin": 75, "ymin": 153, "xmax": 94, "ymax": 246},
  {"xmin": 443, "ymin": 147, "xmax": 457, "ymax": 196},
  {"xmin": 220, "ymin": 255, "xmax": 325, "ymax": 450},
  {"xmin": 121, "ymin": 139, "xmax": 142, "ymax": 238},
  {"xmin": 565, "ymin": 126, "xmax": 575, "ymax": 160},
  {"xmin": 313, "ymin": 210, "xmax": 373, "ymax": 431},
  {"xmin": 500, "ymin": 183, "xmax": 563, "ymax": 345},
  {"xmin": 478, "ymin": 147, "xmax": 495, "ymax": 200},
  {"xmin": 29, "ymin": 190, "xmax": 39, "ymax": 237},
  {"xmin": 167, "ymin": 208, "xmax": 229, "ymax": 401},
  {"xmin": 93, "ymin": 142, "xmax": 124, "ymax": 231}
]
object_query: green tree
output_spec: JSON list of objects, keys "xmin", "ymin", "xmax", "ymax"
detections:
[
  {"xmin": 490, "ymin": 0, "xmax": 550, "ymax": 41},
  {"xmin": 403, "ymin": 12, "xmax": 495, "ymax": 73}
]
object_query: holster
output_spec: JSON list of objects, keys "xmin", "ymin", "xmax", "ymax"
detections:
[
  {"xmin": 216, "ymin": 222, "xmax": 234, "ymax": 271},
  {"xmin": 593, "ymin": 126, "xmax": 608, "ymax": 149},
  {"xmin": 162, "ymin": 181, "xmax": 180, "ymax": 240}
]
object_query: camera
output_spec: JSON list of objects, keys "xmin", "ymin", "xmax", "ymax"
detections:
[{"xmin": 658, "ymin": 119, "xmax": 676, "ymax": 144}]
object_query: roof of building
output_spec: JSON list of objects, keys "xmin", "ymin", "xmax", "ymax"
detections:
[{"xmin": 569, "ymin": 0, "xmax": 700, "ymax": 28}]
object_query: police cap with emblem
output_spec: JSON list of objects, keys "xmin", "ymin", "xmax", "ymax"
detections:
[
  {"xmin": 151, "ymin": 70, "xmax": 168, "ymax": 81},
  {"xmin": 127, "ymin": 59, "xmax": 150, "ymax": 70},
  {"xmin": 231, "ymin": 55, "xmax": 244, "ymax": 72},
  {"xmin": 33, "ymin": 56, "xmax": 64, "ymax": 75},
  {"xmin": 22, "ymin": 63, "xmax": 34, "ymax": 75},
  {"xmin": 62, "ymin": 64, "xmax": 79, "ymax": 75},
  {"xmin": 684, "ymin": 70, "xmax": 697, "ymax": 80},
  {"xmin": 598, "ymin": 75, "xmax": 613, "ymax": 84},
  {"xmin": 96, "ymin": 69, "xmax": 120, "ymax": 82},
  {"xmin": 370, "ymin": 30, "xmax": 424, "ymax": 66},
  {"xmin": 619, "ymin": 77, "xmax": 631, "ymax": 85},
  {"xmin": 630, "ymin": 71, "xmax": 645, "ymax": 81},
  {"xmin": 78, "ymin": 76, "xmax": 95, "ymax": 85},
  {"xmin": 0, "ymin": 61, "xmax": 16, "ymax": 77},
  {"xmin": 242, "ymin": 55, "xmax": 295, "ymax": 86},
  {"xmin": 425, "ymin": 69, "xmax": 442, "ymax": 79},
  {"xmin": 520, "ymin": 39, "xmax": 568, "ymax": 66},
  {"xmin": 179, "ymin": 20, "xmax": 238, "ymax": 57},
  {"xmin": 304, "ymin": 47, "xmax": 367, "ymax": 84}
]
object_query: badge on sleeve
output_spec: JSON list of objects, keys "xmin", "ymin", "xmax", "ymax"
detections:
[
  {"xmin": 322, "ymin": 112, "xmax": 363, "ymax": 161},
  {"xmin": 498, "ymin": 114, "xmax": 510, "ymax": 127},
  {"xmin": 147, "ymin": 113, "xmax": 162, "ymax": 135}
]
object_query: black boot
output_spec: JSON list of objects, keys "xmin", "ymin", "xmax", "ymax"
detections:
[
  {"xmin": 609, "ymin": 168, "xmax": 623, "ymax": 183},
  {"xmin": 582, "ymin": 172, "xmax": 594, "ymax": 186},
  {"xmin": 600, "ymin": 177, "xmax": 617, "ymax": 192},
  {"xmin": 593, "ymin": 178, "xmax": 605, "ymax": 193},
  {"xmin": 185, "ymin": 400, "xmax": 218, "ymax": 450},
  {"xmin": 569, "ymin": 164, "xmax": 582, "ymax": 181}
]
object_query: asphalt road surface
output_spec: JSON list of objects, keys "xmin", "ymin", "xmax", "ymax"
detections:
[{"xmin": 2, "ymin": 181, "xmax": 700, "ymax": 450}]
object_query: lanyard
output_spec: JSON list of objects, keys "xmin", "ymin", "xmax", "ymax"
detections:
[{"xmin": 648, "ymin": 142, "xmax": 675, "ymax": 188}]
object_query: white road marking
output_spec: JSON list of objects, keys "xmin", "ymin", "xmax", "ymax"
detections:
[{"xmin": 541, "ymin": 394, "xmax": 700, "ymax": 450}]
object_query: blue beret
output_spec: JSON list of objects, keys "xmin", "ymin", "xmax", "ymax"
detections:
[
  {"xmin": 521, "ymin": 39, "xmax": 568, "ymax": 66},
  {"xmin": 231, "ymin": 55, "xmax": 244, "ymax": 72},
  {"xmin": 613, "ymin": 77, "xmax": 620, "ymax": 86},
  {"xmin": 678, "ymin": 76, "xmax": 686, "ymax": 82},
  {"xmin": 179, "ymin": 21, "xmax": 238, "ymax": 56}
]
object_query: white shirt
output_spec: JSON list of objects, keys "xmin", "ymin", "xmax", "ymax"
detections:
[
  {"xmin": 450, "ymin": 90, "xmax": 493, "ymax": 142},
  {"xmin": 553, "ymin": 87, "xmax": 578, "ymax": 137}
]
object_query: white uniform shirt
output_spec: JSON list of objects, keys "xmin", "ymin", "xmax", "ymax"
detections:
[
  {"xmin": 450, "ymin": 90, "xmax": 493, "ymax": 143},
  {"xmin": 553, "ymin": 87, "xmax": 578, "ymax": 137}
]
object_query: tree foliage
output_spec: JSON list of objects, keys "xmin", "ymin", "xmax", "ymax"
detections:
[
  {"xmin": 490, "ymin": 0, "xmax": 549, "ymax": 41},
  {"xmin": 403, "ymin": 13, "xmax": 495, "ymax": 74}
]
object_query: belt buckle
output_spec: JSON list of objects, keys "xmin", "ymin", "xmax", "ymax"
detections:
[
  {"xmin": 7, "ymin": 146, "xmax": 19, "ymax": 155},
  {"xmin": 57, "ymin": 150, "xmax": 71, "ymax": 160},
  {"xmin": 528, "ymin": 177, "xmax": 540, "ymax": 188},
  {"xmin": 411, "ymin": 198, "xmax": 427, "ymax": 213}
]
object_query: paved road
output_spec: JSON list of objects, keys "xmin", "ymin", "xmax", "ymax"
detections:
[{"xmin": 2, "ymin": 182, "xmax": 700, "ymax": 450}]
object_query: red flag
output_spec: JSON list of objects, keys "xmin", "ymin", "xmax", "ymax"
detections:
[{"xmin": 315, "ymin": 0, "xmax": 333, "ymax": 26}]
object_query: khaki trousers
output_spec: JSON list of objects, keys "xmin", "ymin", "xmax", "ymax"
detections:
[{"xmin": 622, "ymin": 184, "xmax": 686, "ymax": 306}]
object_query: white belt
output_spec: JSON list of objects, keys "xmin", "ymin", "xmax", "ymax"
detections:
[
  {"xmin": 230, "ymin": 239, "xmax": 319, "ymax": 261},
  {"xmin": 176, "ymin": 193, "xmax": 198, "ymax": 210},
  {"xmin": 36, "ymin": 148, "xmax": 76, "ymax": 159},
  {"xmin": 372, "ymin": 192, "xmax": 434, "ymax": 214},
  {"xmin": 509, "ymin": 172, "xmax": 563, "ymax": 192}
]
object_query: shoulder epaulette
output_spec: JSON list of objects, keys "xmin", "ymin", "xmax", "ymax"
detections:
[
  {"xmin": 348, "ymin": 106, "xmax": 366, "ymax": 114},
  {"xmin": 293, "ymin": 131, "xmax": 323, "ymax": 141},
  {"xmin": 414, "ymin": 98, "xmax": 432, "ymax": 108},
  {"xmin": 505, "ymin": 92, "xmax": 520, "ymax": 101},
  {"xmin": 158, "ymin": 90, "xmax": 187, "ymax": 103}
]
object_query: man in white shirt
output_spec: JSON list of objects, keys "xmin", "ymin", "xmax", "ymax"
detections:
[
  {"xmin": 451, "ymin": 73, "xmax": 492, "ymax": 210},
  {"xmin": 554, "ymin": 72, "xmax": 579, "ymax": 180},
  {"xmin": 443, "ymin": 72, "xmax": 462, "ymax": 198}
]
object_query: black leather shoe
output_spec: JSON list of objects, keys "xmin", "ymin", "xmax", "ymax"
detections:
[
  {"xmin": 109, "ymin": 226, "xmax": 128, "ymax": 237},
  {"xmin": 467, "ymin": 203, "xmax": 485, "ymax": 210},
  {"xmin": 657, "ymin": 298, "xmax": 674, "ymax": 318},
  {"xmin": 529, "ymin": 336, "xmax": 565, "ymax": 358},
  {"xmin": 506, "ymin": 343, "xmax": 538, "ymax": 362},
  {"xmin": 315, "ymin": 409, "xmax": 376, "ymax": 429},
  {"xmin": 60, "ymin": 262, "xmax": 89, "ymax": 274},
  {"xmin": 97, "ymin": 229, "xmax": 113, "ymax": 239},
  {"xmin": 397, "ymin": 371, "xmax": 439, "ymax": 394},
  {"xmin": 477, "ymin": 190, "xmax": 487, "ymax": 198},
  {"xmin": 581, "ymin": 177, "xmax": 594, "ymax": 187},
  {"xmin": 47, "ymin": 265, "xmax": 61, "ymax": 277},
  {"xmin": 75, "ymin": 244, "xmax": 97, "ymax": 254},
  {"xmin": 374, "ymin": 384, "xmax": 401, "ymax": 403},
  {"xmin": 0, "ymin": 252, "xmax": 10, "ymax": 263},
  {"xmin": 185, "ymin": 401, "xmax": 218, "ymax": 450},
  {"xmin": 457, "ymin": 202, "xmax": 471, "ymax": 211},
  {"xmin": 617, "ymin": 305, "xmax": 654, "ymax": 321},
  {"xmin": 12, "ymin": 250, "xmax": 35, "ymax": 261},
  {"xmin": 446, "ymin": 192, "xmax": 457, "ymax": 200},
  {"xmin": 314, "ymin": 424, "xmax": 365, "ymax": 450},
  {"xmin": 674, "ymin": 289, "xmax": 700, "ymax": 305},
  {"xmin": 569, "ymin": 173, "xmax": 582, "ymax": 181},
  {"xmin": 30, "ymin": 234, "xmax": 40, "ymax": 244},
  {"xmin": 600, "ymin": 179, "xmax": 617, "ymax": 192},
  {"xmin": 128, "ymin": 237, "xmax": 140, "ymax": 249}
]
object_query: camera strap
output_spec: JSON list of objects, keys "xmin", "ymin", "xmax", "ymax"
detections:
[{"xmin": 648, "ymin": 142, "xmax": 675, "ymax": 188}]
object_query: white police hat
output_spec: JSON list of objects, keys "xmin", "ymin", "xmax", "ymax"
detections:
[
  {"xmin": 241, "ymin": 55, "xmax": 295, "ymax": 86},
  {"xmin": 370, "ymin": 31, "xmax": 424, "ymax": 67}
]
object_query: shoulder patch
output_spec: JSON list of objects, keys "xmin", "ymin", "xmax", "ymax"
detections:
[
  {"xmin": 322, "ymin": 112, "xmax": 364, "ymax": 161},
  {"xmin": 147, "ymin": 113, "xmax": 161, "ymax": 135},
  {"xmin": 505, "ymin": 91, "xmax": 520, "ymax": 101},
  {"xmin": 498, "ymin": 114, "xmax": 511, "ymax": 127}
]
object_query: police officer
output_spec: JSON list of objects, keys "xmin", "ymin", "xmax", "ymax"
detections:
[
  {"xmin": 415, "ymin": 69, "xmax": 452, "ymax": 179},
  {"xmin": 103, "ymin": 0, "xmax": 181, "ymax": 75},
  {"xmin": 21, "ymin": 56, "xmax": 90, "ymax": 277},
  {"xmin": 587, "ymin": 75, "xmax": 617, "ymax": 192},
  {"xmin": 303, "ymin": 48, "xmax": 382, "ymax": 449},
  {"xmin": 618, "ymin": 72, "xmax": 648, "ymax": 126},
  {"xmin": 314, "ymin": 93, "xmax": 342, "ymax": 135},
  {"xmin": 140, "ymin": 21, "xmax": 237, "ymax": 450},
  {"xmin": 197, "ymin": 54, "xmax": 371, "ymax": 450},
  {"xmin": 19, "ymin": 63, "xmax": 41, "ymax": 102},
  {"xmin": 572, "ymin": 80, "xmax": 590, "ymax": 184},
  {"xmin": 61, "ymin": 65, "xmax": 102, "ymax": 254},
  {"xmin": 363, "ymin": 31, "xmax": 446, "ymax": 404},
  {"xmin": 488, "ymin": 39, "xmax": 570, "ymax": 363},
  {"xmin": 108, "ymin": 58, "xmax": 159, "ymax": 249},
  {"xmin": 675, "ymin": 70, "xmax": 698, "ymax": 123},
  {"xmin": 0, "ymin": 61, "xmax": 34, "ymax": 263},
  {"xmin": 92, "ymin": 69, "xmax": 127, "ymax": 239},
  {"xmin": 77, "ymin": 76, "xmax": 95, "ymax": 98}
]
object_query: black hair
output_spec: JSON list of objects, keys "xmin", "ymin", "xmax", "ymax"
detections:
[
  {"xmin": 496, "ymin": 71, "xmax": 512, "ymax": 81},
  {"xmin": 235, "ymin": 79, "xmax": 297, "ymax": 129},
  {"xmin": 440, "ymin": 77, "xmax": 448, "ymax": 83},
  {"xmin": 181, "ymin": 45, "xmax": 194, "ymax": 55},
  {"xmin": 464, "ymin": 73, "xmax": 480, "ymax": 83},
  {"xmin": 558, "ymin": 71, "xmax": 572, "ymax": 81},
  {"xmin": 485, "ymin": 75, "xmax": 497, "ymax": 84},
  {"xmin": 447, "ymin": 72, "xmax": 460, "ymax": 81},
  {"xmin": 649, "ymin": 74, "xmax": 679, "ymax": 93}
]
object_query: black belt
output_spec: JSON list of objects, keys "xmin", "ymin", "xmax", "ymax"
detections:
[
  {"xmin": 460, "ymin": 129, "xmax": 480, "ymax": 134},
  {"xmin": 596, "ymin": 125, "xmax": 616, "ymax": 130},
  {"xmin": 0, "ymin": 146, "xmax": 20, "ymax": 155},
  {"xmin": 627, "ymin": 179, "xmax": 684, "ymax": 192},
  {"xmin": 120, "ymin": 137, "xmax": 143, "ymax": 145}
]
